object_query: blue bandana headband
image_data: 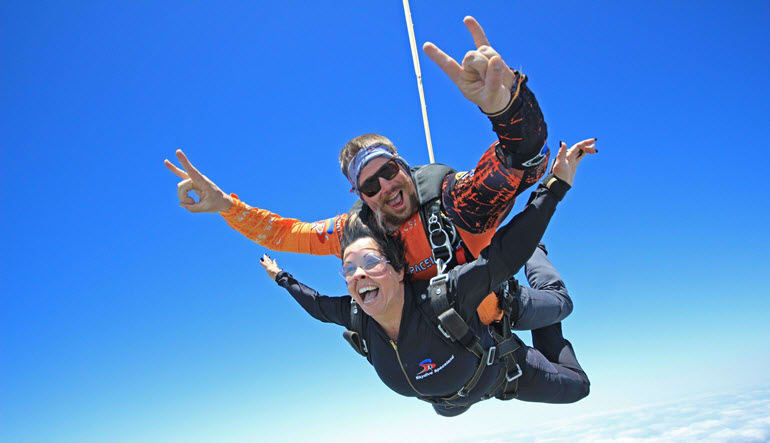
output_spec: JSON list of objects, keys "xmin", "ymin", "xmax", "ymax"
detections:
[{"xmin": 346, "ymin": 144, "xmax": 410, "ymax": 195}]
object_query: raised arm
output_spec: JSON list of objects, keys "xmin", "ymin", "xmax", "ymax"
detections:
[
  {"xmin": 426, "ymin": 17, "xmax": 550, "ymax": 234},
  {"xmin": 165, "ymin": 149, "xmax": 346, "ymax": 257},
  {"xmin": 450, "ymin": 139, "xmax": 597, "ymax": 316}
]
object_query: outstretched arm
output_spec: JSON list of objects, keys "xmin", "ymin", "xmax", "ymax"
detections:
[
  {"xmin": 260, "ymin": 254, "xmax": 351, "ymax": 328},
  {"xmin": 164, "ymin": 150, "xmax": 346, "ymax": 257},
  {"xmin": 451, "ymin": 140, "xmax": 597, "ymax": 317}
]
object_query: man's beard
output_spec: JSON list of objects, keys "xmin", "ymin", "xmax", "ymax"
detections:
[{"xmin": 374, "ymin": 189, "xmax": 419, "ymax": 233}]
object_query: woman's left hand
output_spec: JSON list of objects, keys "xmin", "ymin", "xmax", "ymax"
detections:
[
  {"xmin": 259, "ymin": 254, "xmax": 282, "ymax": 280},
  {"xmin": 552, "ymin": 138, "xmax": 598, "ymax": 186}
]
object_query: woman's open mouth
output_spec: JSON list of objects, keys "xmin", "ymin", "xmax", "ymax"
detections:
[{"xmin": 358, "ymin": 285, "xmax": 380, "ymax": 304}]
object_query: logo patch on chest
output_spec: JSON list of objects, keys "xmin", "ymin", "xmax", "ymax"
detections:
[{"xmin": 415, "ymin": 355, "xmax": 455, "ymax": 380}]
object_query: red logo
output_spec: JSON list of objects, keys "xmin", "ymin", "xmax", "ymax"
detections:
[
  {"xmin": 417, "ymin": 359, "xmax": 436, "ymax": 375},
  {"xmin": 311, "ymin": 220, "xmax": 329, "ymax": 243}
]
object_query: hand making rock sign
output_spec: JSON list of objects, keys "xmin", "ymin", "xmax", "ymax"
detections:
[{"xmin": 422, "ymin": 16, "xmax": 520, "ymax": 114}]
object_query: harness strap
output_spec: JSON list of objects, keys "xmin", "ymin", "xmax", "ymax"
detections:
[
  {"xmin": 437, "ymin": 309, "xmax": 484, "ymax": 358},
  {"xmin": 486, "ymin": 297, "xmax": 523, "ymax": 401},
  {"xmin": 429, "ymin": 273, "xmax": 483, "ymax": 357},
  {"xmin": 420, "ymin": 342, "xmax": 510, "ymax": 404},
  {"xmin": 428, "ymin": 273, "xmax": 450, "ymax": 312},
  {"xmin": 428, "ymin": 345, "xmax": 494, "ymax": 402},
  {"xmin": 493, "ymin": 335, "xmax": 520, "ymax": 359},
  {"xmin": 342, "ymin": 299, "xmax": 368, "ymax": 357},
  {"xmin": 342, "ymin": 330, "xmax": 367, "ymax": 357},
  {"xmin": 491, "ymin": 357, "xmax": 522, "ymax": 401},
  {"xmin": 423, "ymin": 199, "xmax": 458, "ymax": 269},
  {"xmin": 496, "ymin": 357, "xmax": 522, "ymax": 400},
  {"xmin": 423, "ymin": 270, "xmax": 522, "ymax": 403},
  {"xmin": 456, "ymin": 346, "xmax": 495, "ymax": 397},
  {"xmin": 496, "ymin": 277, "xmax": 520, "ymax": 328}
]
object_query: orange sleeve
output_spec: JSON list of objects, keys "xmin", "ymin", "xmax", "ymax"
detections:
[{"xmin": 219, "ymin": 193, "xmax": 346, "ymax": 257}]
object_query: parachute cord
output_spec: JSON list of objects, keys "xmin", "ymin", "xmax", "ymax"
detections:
[{"xmin": 402, "ymin": 0, "xmax": 435, "ymax": 164}]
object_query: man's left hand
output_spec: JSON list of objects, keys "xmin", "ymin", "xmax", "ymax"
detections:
[{"xmin": 423, "ymin": 16, "xmax": 518, "ymax": 114}]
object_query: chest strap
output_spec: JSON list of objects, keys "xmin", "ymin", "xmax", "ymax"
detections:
[{"xmin": 422, "ymin": 199, "xmax": 461, "ymax": 273}]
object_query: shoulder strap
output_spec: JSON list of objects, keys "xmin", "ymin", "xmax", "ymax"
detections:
[
  {"xmin": 411, "ymin": 164, "xmax": 460, "ymax": 272},
  {"xmin": 342, "ymin": 299, "xmax": 368, "ymax": 358},
  {"xmin": 411, "ymin": 163, "xmax": 455, "ymax": 205},
  {"xmin": 427, "ymin": 274, "xmax": 484, "ymax": 358},
  {"xmin": 422, "ymin": 200, "xmax": 457, "ymax": 269},
  {"xmin": 424, "ymin": 275, "xmax": 505, "ymax": 399}
]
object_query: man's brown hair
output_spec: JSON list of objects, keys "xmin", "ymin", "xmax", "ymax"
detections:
[{"xmin": 339, "ymin": 134, "xmax": 398, "ymax": 177}]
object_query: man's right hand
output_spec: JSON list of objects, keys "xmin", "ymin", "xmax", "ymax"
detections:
[{"xmin": 164, "ymin": 149, "xmax": 233, "ymax": 213}]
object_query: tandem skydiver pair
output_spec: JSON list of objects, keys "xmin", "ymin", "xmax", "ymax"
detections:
[{"xmin": 165, "ymin": 16, "xmax": 597, "ymax": 416}]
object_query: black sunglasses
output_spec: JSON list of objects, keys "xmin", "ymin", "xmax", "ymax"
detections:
[{"xmin": 358, "ymin": 159, "xmax": 400, "ymax": 197}]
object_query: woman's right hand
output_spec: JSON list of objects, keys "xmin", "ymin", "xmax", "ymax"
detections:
[
  {"xmin": 260, "ymin": 254, "xmax": 282, "ymax": 281},
  {"xmin": 551, "ymin": 139, "xmax": 598, "ymax": 186}
]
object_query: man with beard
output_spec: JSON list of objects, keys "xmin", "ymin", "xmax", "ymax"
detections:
[{"xmin": 165, "ymin": 16, "xmax": 596, "ymax": 322}]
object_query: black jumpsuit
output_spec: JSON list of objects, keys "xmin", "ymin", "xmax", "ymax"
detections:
[{"xmin": 274, "ymin": 181, "xmax": 590, "ymax": 415}]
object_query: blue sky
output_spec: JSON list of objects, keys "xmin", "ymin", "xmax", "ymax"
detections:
[{"xmin": 2, "ymin": 1, "xmax": 769, "ymax": 441}]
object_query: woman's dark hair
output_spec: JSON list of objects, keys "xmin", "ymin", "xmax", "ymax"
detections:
[{"xmin": 340, "ymin": 212, "xmax": 406, "ymax": 273}]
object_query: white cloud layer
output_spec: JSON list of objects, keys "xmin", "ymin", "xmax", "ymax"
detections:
[{"xmin": 473, "ymin": 386, "xmax": 770, "ymax": 443}]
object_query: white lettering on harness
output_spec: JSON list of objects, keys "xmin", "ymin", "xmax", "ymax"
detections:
[{"xmin": 408, "ymin": 256, "xmax": 435, "ymax": 275}]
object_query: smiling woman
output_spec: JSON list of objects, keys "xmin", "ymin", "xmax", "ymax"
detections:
[{"xmin": 257, "ymin": 141, "xmax": 592, "ymax": 416}]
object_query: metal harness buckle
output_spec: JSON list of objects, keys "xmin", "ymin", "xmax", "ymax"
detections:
[
  {"xmin": 506, "ymin": 363, "xmax": 522, "ymax": 382},
  {"xmin": 486, "ymin": 346, "xmax": 497, "ymax": 366},
  {"xmin": 429, "ymin": 272, "xmax": 448, "ymax": 292},
  {"xmin": 437, "ymin": 324, "xmax": 452, "ymax": 339},
  {"xmin": 427, "ymin": 213, "xmax": 453, "ymax": 267}
]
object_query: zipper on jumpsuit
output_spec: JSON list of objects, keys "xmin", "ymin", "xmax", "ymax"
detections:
[{"xmin": 390, "ymin": 340, "xmax": 426, "ymax": 397}]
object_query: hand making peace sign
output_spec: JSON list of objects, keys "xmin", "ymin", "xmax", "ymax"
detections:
[
  {"xmin": 422, "ymin": 16, "xmax": 519, "ymax": 114},
  {"xmin": 164, "ymin": 150, "xmax": 233, "ymax": 213}
]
